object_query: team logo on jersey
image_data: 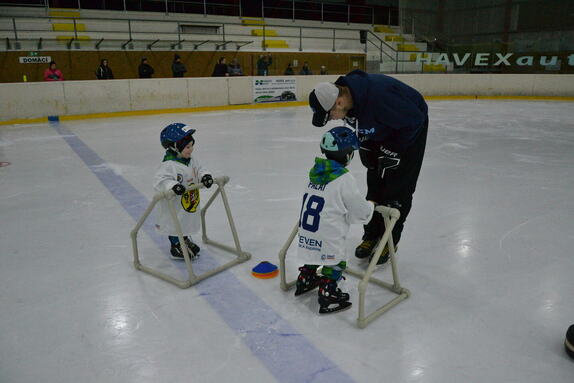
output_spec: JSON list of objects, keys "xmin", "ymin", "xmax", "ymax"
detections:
[
  {"xmin": 358, "ymin": 127, "xmax": 375, "ymax": 135},
  {"xmin": 181, "ymin": 187, "xmax": 200, "ymax": 213}
]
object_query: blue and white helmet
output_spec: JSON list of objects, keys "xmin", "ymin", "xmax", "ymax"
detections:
[
  {"xmin": 160, "ymin": 123, "xmax": 196, "ymax": 153},
  {"xmin": 320, "ymin": 126, "xmax": 359, "ymax": 165}
]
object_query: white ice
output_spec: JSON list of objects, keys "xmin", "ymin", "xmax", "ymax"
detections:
[{"xmin": 1, "ymin": 100, "xmax": 573, "ymax": 383}]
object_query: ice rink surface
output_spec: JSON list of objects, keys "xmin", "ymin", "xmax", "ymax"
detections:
[{"xmin": 1, "ymin": 100, "xmax": 573, "ymax": 382}]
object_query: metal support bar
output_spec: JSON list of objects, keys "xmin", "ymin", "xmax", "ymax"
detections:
[
  {"xmin": 147, "ymin": 39, "xmax": 160, "ymax": 50},
  {"xmin": 235, "ymin": 41, "xmax": 252, "ymax": 50},
  {"xmin": 131, "ymin": 176, "xmax": 250, "ymax": 289},
  {"xmin": 170, "ymin": 39, "xmax": 184, "ymax": 49},
  {"xmin": 321, "ymin": 2, "xmax": 323, "ymax": 23},
  {"xmin": 66, "ymin": 37, "xmax": 75, "ymax": 49},
  {"xmin": 73, "ymin": 18, "xmax": 78, "ymax": 38},
  {"xmin": 203, "ymin": 0, "xmax": 207, "ymax": 16},
  {"xmin": 95, "ymin": 38, "xmax": 104, "ymax": 49},
  {"xmin": 262, "ymin": 23, "xmax": 266, "ymax": 51},
  {"xmin": 194, "ymin": 40, "xmax": 209, "ymax": 50},
  {"xmin": 278, "ymin": 205, "xmax": 409, "ymax": 329},
  {"xmin": 6, "ymin": 37, "xmax": 11, "ymax": 50},
  {"xmin": 215, "ymin": 41, "xmax": 232, "ymax": 50},
  {"xmin": 347, "ymin": 4, "xmax": 350, "ymax": 25},
  {"xmin": 12, "ymin": 18, "xmax": 18, "ymax": 40},
  {"xmin": 121, "ymin": 38, "xmax": 132, "ymax": 49},
  {"xmin": 292, "ymin": 0, "xmax": 295, "ymax": 22},
  {"xmin": 37, "ymin": 37, "xmax": 42, "ymax": 50},
  {"xmin": 332, "ymin": 28, "xmax": 335, "ymax": 52},
  {"xmin": 128, "ymin": 19, "xmax": 132, "ymax": 39}
]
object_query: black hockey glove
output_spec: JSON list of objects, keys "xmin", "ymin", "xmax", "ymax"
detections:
[
  {"xmin": 172, "ymin": 183, "xmax": 185, "ymax": 195},
  {"xmin": 382, "ymin": 200, "xmax": 402, "ymax": 210},
  {"xmin": 378, "ymin": 147, "xmax": 401, "ymax": 179},
  {"xmin": 201, "ymin": 174, "xmax": 213, "ymax": 188}
]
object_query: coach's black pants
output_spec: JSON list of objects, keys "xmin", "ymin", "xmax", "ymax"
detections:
[{"xmin": 359, "ymin": 119, "xmax": 428, "ymax": 244}]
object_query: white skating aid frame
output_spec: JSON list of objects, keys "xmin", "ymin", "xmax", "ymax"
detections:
[
  {"xmin": 131, "ymin": 176, "xmax": 251, "ymax": 288},
  {"xmin": 278, "ymin": 205, "xmax": 410, "ymax": 328}
]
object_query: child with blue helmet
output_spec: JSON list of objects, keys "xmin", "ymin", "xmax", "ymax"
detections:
[
  {"xmin": 295, "ymin": 126, "xmax": 375, "ymax": 314},
  {"xmin": 154, "ymin": 123, "xmax": 213, "ymax": 260}
]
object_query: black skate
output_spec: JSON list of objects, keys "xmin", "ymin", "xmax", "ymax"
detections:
[
  {"xmin": 318, "ymin": 278, "xmax": 351, "ymax": 314},
  {"xmin": 184, "ymin": 237, "xmax": 200, "ymax": 257},
  {"xmin": 170, "ymin": 238, "xmax": 200, "ymax": 261},
  {"xmin": 355, "ymin": 239, "xmax": 378, "ymax": 259},
  {"xmin": 294, "ymin": 266, "xmax": 320, "ymax": 296}
]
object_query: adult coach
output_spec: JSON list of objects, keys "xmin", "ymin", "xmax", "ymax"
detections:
[{"xmin": 308, "ymin": 69, "xmax": 428, "ymax": 265}]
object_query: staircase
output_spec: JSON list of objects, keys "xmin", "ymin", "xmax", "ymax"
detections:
[
  {"xmin": 368, "ymin": 24, "xmax": 450, "ymax": 73},
  {"xmin": 243, "ymin": 17, "xmax": 289, "ymax": 49},
  {"xmin": 49, "ymin": 8, "xmax": 91, "ymax": 45}
]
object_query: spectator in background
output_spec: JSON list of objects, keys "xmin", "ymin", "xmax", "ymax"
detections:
[
  {"xmin": 44, "ymin": 61, "xmax": 63, "ymax": 81},
  {"xmin": 284, "ymin": 63, "xmax": 294, "ymax": 75},
  {"xmin": 172, "ymin": 55, "xmax": 187, "ymax": 78},
  {"xmin": 228, "ymin": 58, "xmax": 243, "ymax": 76},
  {"xmin": 138, "ymin": 57, "xmax": 155, "ymax": 78},
  {"xmin": 299, "ymin": 61, "xmax": 313, "ymax": 75},
  {"xmin": 212, "ymin": 57, "xmax": 229, "ymax": 77},
  {"xmin": 257, "ymin": 54, "xmax": 272, "ymax": 76},
  {"xmin": 320, "ymin": 65, "xmax": 328, "ymax": 75},
  {"xmin": 96, "ymin": 59, "xmax": 114, "ymax": 80}
]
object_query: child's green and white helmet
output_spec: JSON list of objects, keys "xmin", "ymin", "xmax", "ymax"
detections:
[{"xmin": 320, "ymin": 126, "xmax": 359, "ymax": 165}]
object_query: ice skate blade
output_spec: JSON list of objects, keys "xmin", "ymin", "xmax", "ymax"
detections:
[
  {"xmin": 170, "ymin": 254, "xmax": 200, "ymax": 261},
  {"xmin": 319, "ymin": 301, "xmax": 352, "ymax": 314},
  {"xmin": 294, "ymin": 284, "xmax": 319, "ymax": 296}
]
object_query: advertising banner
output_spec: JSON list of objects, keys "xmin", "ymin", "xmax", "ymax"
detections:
[{"xmin": 253, "ymin": 77, "xmax": 297, "ymax": 103}]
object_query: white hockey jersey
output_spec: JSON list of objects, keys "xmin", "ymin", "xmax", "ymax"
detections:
[
  {"xmin": 153, "ymin": 154, "xmax": 209, "ymax": 236},
  {"xmin": 297, "ymin": 159, "xmax": 374, "ymax": 266}
]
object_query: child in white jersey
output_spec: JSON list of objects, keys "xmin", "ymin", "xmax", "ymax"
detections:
[
  {"xmin": 295, "ymin": 126, "xmax": 375, "ymax": 314},
  {"xmin": 154, "ymin": 123, "xmax": 213, "ymax": 260}
]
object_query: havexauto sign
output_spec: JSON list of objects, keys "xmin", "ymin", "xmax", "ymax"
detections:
[
  {"xmin": 19, "ymin": 56, "xmax": 52, "ymax": 64},
  {"xmin": 415, "ymin": 53, "xmax": 574, "ymax": 67}
]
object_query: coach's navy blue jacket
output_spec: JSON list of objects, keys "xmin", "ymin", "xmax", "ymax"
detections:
[{"xmin": 335, "ymin": 70, "xmax": 427, "ymax": 152}]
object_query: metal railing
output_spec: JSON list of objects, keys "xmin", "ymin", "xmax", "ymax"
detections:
[
  {"xmin": 0, "ymin": 14, "xmax": 396, "ymax": 55},
  {"xmin": 0, "ymin": 0, "xmax": 399, "ymax": 26}
]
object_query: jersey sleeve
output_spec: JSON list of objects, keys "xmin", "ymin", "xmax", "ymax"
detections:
[
  {"xmin": 153, "ymin": 162, "xmax": 179, "ymax": 192},
  {"xmin": 341, "ymin": 174, "xmax": 374, "ymax": 225}
]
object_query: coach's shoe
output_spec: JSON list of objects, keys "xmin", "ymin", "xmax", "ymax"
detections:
[
  {"xmin": 355, "ymin": 239, "xmax": 378, "ymax": 259},
  {"xmin": 566, "ymin": 324, "xmax": 574, "ymax": 360},
  {"xmin": 368, "ymin": 243, "xmax": 398, "ymax": 265}
]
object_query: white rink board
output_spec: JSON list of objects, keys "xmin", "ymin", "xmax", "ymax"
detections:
[{"xmin": 1, "ymin": 74, "xmax": 574, "ymax": 120}]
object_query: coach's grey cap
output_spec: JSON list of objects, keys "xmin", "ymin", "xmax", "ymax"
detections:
[{"xmin": 309, "ymin": 82, "xmax": 338, "ymax": 127}]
